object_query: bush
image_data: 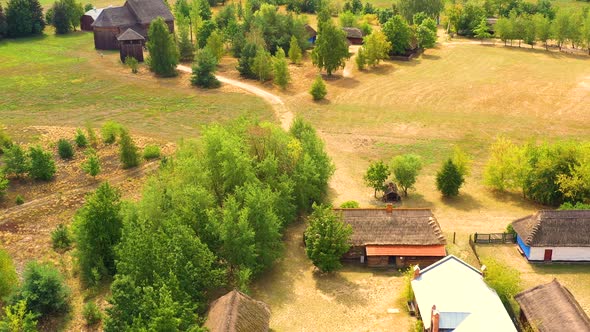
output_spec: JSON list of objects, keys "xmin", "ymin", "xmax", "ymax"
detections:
[
  {"xmin": 0, "ymin": 170, "xmax": 8, "ymax": 199},
  {"xmin": 310, "ymin": 76, "xmax": 327, "ymax": 101},
  {"xmin": 15, "ymin": 195, "xmax": 24, "ymax": 205},
  {"xmin": 3, "ymin": 144, "xmax": 29, "ymax": 177},
  {"xmin": 57, "ymin": 139, "xmax": 74, "ymax": 160},
  {"xmin": 0, "ymin": 300, "xmax": 38, "ymax": 332},
  {"xmin": 436, "ymin": 159, "xmax": 464, "ymax": 197},
  {"xmin": 339, "ymin": 200, "xmax": 359, "ymax": 208},
  {"xmin": 101, "ymin": 121, "xmax": 121, "ymax": 144},
  {"xmin": 74, "ymin": 128, "xmax": 88, "ymax": 148},
  {"xmin": 51, "ymin": 224, "xmax": 72, "ymax": 251},
  {"xmin": 82, "ymin": 149, "xmax": 100, "ymax": 178},
  {"xmin": 29, "ymin": 146, "xmax": 56, "ymax": 181},
  {"xmin": 482, "ymin": 258, "xmax": 521, "ymax": 309},
  {"xmin": 16, "ymin": 261, "xmax": 70, "ymax": 316},
  {"xmin": 191, "ymin": 47, "xmax": 220, "ymax": 88},
  {"xmin": 125, "ymin": 56, "xmax": 138, "ymax": 74},
  {"xmin": 0, "ymin": 125, "xmax": 12, "ymax": 154},
  {"xmin": 119, "ymin": 130, "xmax": 139, "ymax": 169},
  {"xmin": 142, "ymin": 145, "xmax": 161, "ymax": 160},
  {"xmin": 0, "ymin": 248, "xmax": 18, "ymax": 299},
  {"xmin": 82, "ymin": 301, "xmax": 102, "ymax": 326},
  {"xmin": 390, "ymin": 154, "xmax": 422, "ymax": 197},
  {"xmin": 85, "ymin": 123, "xmax": 98, "ymax": 147}
]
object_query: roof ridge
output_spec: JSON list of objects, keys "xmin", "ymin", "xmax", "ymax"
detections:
[
  {"xmin": 419, "ymin": 255, "xmax": 481, "ymax": 275},
  {"xmin": 526, "ymin": 212, "xmax": 542, "ymax": 245}
]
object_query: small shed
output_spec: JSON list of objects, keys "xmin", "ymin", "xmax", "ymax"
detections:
[
  {"xmin": 342, "ymin": 27, "xmax": 363, "ymax": 45},
  {"xmin": 382, "ymin": 182, "xmax": 401, "ymax": 203},
  {"xmin": 81, "ymin": 7, "xmax": 104, "ymax": 31},
  {"xmin": 117, "ymin": 28, "xmax": 144, "ymax": 63},
  {"xmin": 204, "ymin": 290, "xmax": 271, "ymax": 332},
  {"xmin": 304, "ymin": 24, "xmax": 317, "ymax": 44},
  {"xmin": 515, "ymin": 279, "xmax": 590, "ymax": 332}
]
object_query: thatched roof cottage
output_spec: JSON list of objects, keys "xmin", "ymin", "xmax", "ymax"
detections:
[
  {"xmin": 512, "ymin": 210, "xmax": 590, "ymax": 262},
  {"xmin": 336, "ymin": 206, "xmax": 446, "ymax": 268},
  {"xmin": 204, "ymin": 290, "xmax": 270, "ymax": 332},
  {"xmin": 342, "ymin": 27, "xmax": 363, "ymax": 45}
]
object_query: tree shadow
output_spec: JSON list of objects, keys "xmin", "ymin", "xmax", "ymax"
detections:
[
  {"xmin": 324, "ymin": 75, "xmax": 360, "ymax": 89},
  {"xmin": 488, "ymin": 190, "xmax": 545, "ymax": 210},
  {"xmin": 312, "ymin": 269, "xmax": 367, "ymax": 306},
  {"xmin": 400, "ymin": 192, "xmax": 435, "ymax": 209},
  {"xmin": 440, "ymin": 192, "xmax": 483, "ymax": 211},
  {"xmin": 420, "ymin": 53, "xmax": 441, "ymax": 60}
]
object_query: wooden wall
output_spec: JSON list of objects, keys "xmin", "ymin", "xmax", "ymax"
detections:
[
  {"xmin": 120, "ymin": 42, "xmax": 144, "ymax": 62},
  {"xmin": 81, "ymin": 16, "xmax": 94, "ymax": 31},
  {"xmin": 94, "ymin": 27, "xmax": 120, "ymax": 50},
  {"xmin": 367, "ymin": 256, "xmax": 389, "ymax": 267}
]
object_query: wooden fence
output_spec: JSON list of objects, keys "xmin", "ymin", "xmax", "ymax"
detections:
[{"xmin": 473, "ymin": 232, "xmax": 517, "ymax": 244}]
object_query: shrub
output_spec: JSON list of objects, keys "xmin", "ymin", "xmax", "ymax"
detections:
[
  {"xmin": 74, "ymin": 128, "xmax": 88, "ymax": 148},
  {"xmin": 142, "ymin": 145, "xmax": 161, "ymax": 160},
  {"xmin": 16, "ymin": 261, "xmax": 70, "ymax": 316},
  {"xmin": 0, "ymin": 300, "xmax": 38, "ymax": 332},
  {"xmin": 310, "ymin": 76, "xmax": 327, "ymax": 101},
  {"xmin": 57, "ymin": 139, "xmax": 74, "ymax": 160},
  {"xmin": 0, "ymin": 248, "xmax": 18, "ymax": 299},
  {"xmin": 0, "ymin": 170, "xmax": 8, "ymax": 199},
  {"xmin": 288, "ymin": 35, "xmax": 302, "ymax": 64},
  {"xmin": 51, "ymin": 224, "xmax": 72, "ymax": 251},
  {"xmin": 482, "ymin": 258, "xmax": 521, "ymax": 309},
  {"xmin": 339, "ymin": 200, "xmax": 359, "ymax": 208},
  {"xmin": 119, "ymin": 129, "xmax": 139, "ymax": 169},
  {"xmin": 436, "ymin": 159, "xmax": 464, "ymax": 197},
  {"xmin": 15, "ymin": 195, "xmax": 24, "ymax": 205},
  {"xmin": 125, "ymin": 56, "xmax": 138, "ymax": 74},
  {"xmin": 101, "ymin": 121, "xmax": 121, "ymax": 144},
  {"xmin": 191, "ymin": 47, "xmax": 220, "ymax": 88},
  {"xmin": 29, "ymin": 146, "xmax": 56, "ymax": 181},
  {"xmin": 82, "ymin": 301, "xmax": 102, "ymax": 326},
  {"xmin": 82, "ymin": 149, "xmax": 100, "ymax": 178},
  {"xmin": 85, "ymin": 123, "xmax": 98, "ymax": 147},
  {"xmin": 0, "ymin": 125, "xmax": 12, "ymax": 154},
  {"xmin": 390, "ymin": 154, "xmax": 422, "ymax": 197},
  {"xmin": 3, "ymin": 144, "xmax": 29, "ymax": 177}
]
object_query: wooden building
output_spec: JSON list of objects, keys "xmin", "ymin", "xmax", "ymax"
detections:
[
  {"xmin": 342, "ymin": 27, "xmax": 363, "ymax": 45},
  {"xmin": 80, "ymin": 7, "xmax": 104, "ymax": 31},
  {"xmin": 516, "ymin": 279, "xmax": 590, "ymax": 332},
  {"xmin": 204, "ymin": 290, "xmax": 271, "ymax": 332},
  {"xmin": 336, "ymin": 206, "xmax": 446, "ymax": 268},
  {"xmin": 512, "ymin": 210, "xmax": 590, "ymax": 262},
  {"xmin": 117, "ymin": 28, "xmax": 144, "ymax": 62},
  {"xmin": 91, "ymin": 0, "xmax": 174, "ymax": 50}
]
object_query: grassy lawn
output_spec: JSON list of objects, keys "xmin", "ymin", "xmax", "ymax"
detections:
[{"xmin": 0, "ymin": 32, "xmax": 274, "ymax": 142}]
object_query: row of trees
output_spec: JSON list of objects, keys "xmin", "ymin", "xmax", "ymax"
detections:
[
  {"xmin": 46, "ymin": 0, "xmax": 84, "ymax": 34},
  {"xmin": 0, "ymin": 0, "xmax": 44, "ymax": 38}
]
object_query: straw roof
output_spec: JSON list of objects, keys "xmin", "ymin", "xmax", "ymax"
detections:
[
  {"xmin": 342, "ymin": 27, "xmax": 363, "ymax": 38},
  {"xmin": 304, "ymin": 24, "xmax": 316, "ymax": 37},
  {"xmin": 117, "ymin": 28, "xmax": 145, "ymax": 41},
  {"xmin": 516, "ymin": 279, "xmax": 590, "ymax": 331},
  {"xmin": 92, "ymin": 0, "xmax": 173, "ymax": 29},
  {"xmin": 92, "ymin": 6, "xmax": 135, "ymax": 28},
  {"xmin": 204, "ymin": 290, "xmax": 270, "ymax": 332},
  {"xmin": 335, "ymin": 208, "xmax": 446, "ymax": 246},
  {"xmin": 512, "ymin": 210, "xmax": 590, "ymax": 247}
]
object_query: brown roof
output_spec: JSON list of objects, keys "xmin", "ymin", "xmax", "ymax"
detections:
[
  {"xmin": 515, "ymin": 279, "xmax": 590, "ymax": 332},
  {"xmin": 342, "ymin": 27, "xmax": 363, "ymax": 39},
  {"xmin": 92, "ymin": 6, "xmax": 135, "ymax": 28},
  {"xmin": 117, "ymin": 28, "xmax": 145, "ymax": 41},
  {"xmin": 304, "ymin": 24, "xmax": 316, "ymax": 37},
  {"xmin": 92, "ymin": 0, "xmax": 172, "ymax": 29},
  {"xmin": 335, "ymin": 208, "xmax": 446, "ymax": 246},
  {"xmin": 204, "ymin": 290, "xmax": 270, "ymax": 332},
  {"xmin": 512, "ymin": 210, "xmax": 590, "ymax": 247}
]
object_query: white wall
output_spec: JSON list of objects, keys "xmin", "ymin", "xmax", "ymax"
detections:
[{"xmin": 529, "ymin": 247, "xmax": 590, "ymax": 261}]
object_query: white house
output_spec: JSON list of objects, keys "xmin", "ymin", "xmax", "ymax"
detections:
[
  {"xmin": 411, "ymin": 255, "xmax": 517, "ymax": 332},
  {"xmin": 512, "ymin": 210, "xmax": 590, "ymax": 262}
]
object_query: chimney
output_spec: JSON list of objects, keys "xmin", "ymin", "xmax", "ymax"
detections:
[
  {"xmin": 431, "ymin": 305, "xmax": 440, "ymax": 332},
  {"xmin": 386, "ymin": 204, "xmax": 393, "ymax": 213},
  {"xmin": 413, "ymin": 265, "xmax": 421, "ymax": 279}
]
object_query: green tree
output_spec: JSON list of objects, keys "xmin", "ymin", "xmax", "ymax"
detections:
[
  {"xmin": 118, "ymin": 129, "xmax": 139, "ymax": 169},
  {"xmin": 5, "ymin": 0, "xmax": 45, "ymax": 37},
  {"xmin": 553, "ymin": 10, "xmax": 569, "ymax": 50},
  {"xmin": 75, "ymin": 128, "xmax": 88, "ymax": 148},
  {"xmin": 340, "ymin": 200, "xmax": 359, "ymax": 208},
  {"xmin": 273, "ymin": 48, "xmax": 290, "ymax": 89},
  {"xmin": 483, "ymin": 137, "xmax": 529, "ymax": 192},
  {"xmin": 398, "ymin": 0, "xmax": 443, "ymax": 23},
  {"xmin": 74, "ymin": 182, "xmax": 123, "ymax": 286},
  {"xmin": 339, "ymin": 10, "xmax": 358, "ymax": 27},
  {"xmin": 57, "ymin": 138, "xmax": 74, "ymax": 160},
  {"xmin": 382, "ymin": 15, "xmax": 412, "ymax": 55},
  {"xmin": 62, "ymin": 0, "xmax": 83, "ymax": 31},
  {"xmin": 236, "ymin": 42, "xmax": 257, "ymax": 78},
  {"xmin": 582, "ymin": 13, "xmax": 590, "ymax": 55},
  {"xmin": 82, "ymin": 148, "xmax": 100, "ymax": 178},
  {"xmin": 147, "ymin": 17, "xmax": 179, "ymax": 77},
  {"xmin": 205, "ymin": 29, "xmax": 224, "ymax": 61},
  {"xmin": 362, "ymin": 30, "xmax": 391, "ymax": 66},
  {"xmin": 363, "ymin": 160, "xmax": 390, "ymax": 197},
  {"xmin": 0, "ymin": 170, "xmax": 8, "ymax": 199},
  {"xmin": 451, "ymin": 146, "xmax": 472, "ymax": 177},
  {"xmin": 309, "ymin": 75, "xmax": 327, "ymax": 101},
  {"xmin": 482, "ymin": 258, "xmax": 521, "ymax": 309},
  {"xmin": 0, "ymin": 5, "xmax": 7, "ymax": 39},
  {"xmin": 533, "ymin": 13, "xmax": 552, "ymax": 50},
  {"xmin": 51, "ymin": 224, "xmax": 72, "ymax": 251},
  {"xmin": 176, "ymin": 15, "xmax": 194, "ymax": 61},
  {"xmin": 28, "ymin": 146, "xmax": 56, "ymax": 181},
  {"xmin": 288, "ymin": 35, "xmax": 302, "ymax": 64},
  {"xmin": 197, "ymin": 19, "xmax": 216, "ymax": 49},
  {"xmin": 417, "ymin": 19, "xmax": 437, "ymax": 48},
  {"xmin": 304, "ymin": 203, "xmax": 352, "ymax": 272},
  {"xmin": 252, "ymin": 47, "xmax": 272, "ymax": 81},
  {"xmin": 311, "ymin": 19, "xmax": 349, "ymax": 75},
  {"xmin": 101, "ymin": 120, "xmax": 121, "ymax": 144},
  {"xmin": 3, "ymin": 145, "xmax": 29, "ymax": 178},
  {"xmin": 85, "ymin": 123, "xmax": 98, "ymax": 147},
  {"xmin": 473, "ymin": 17, "xmax": 491, "ymax": 43},
  {"xmin": 495, "ymin": 16, "xmax": 511, "ymax": 46},
  {"xmin": 390, "ymin": 154, "xmax": 422, "ymax": 196},
  {"xmin": 125, "ymin": 56, "xmax": 139, "ymax": 73},
  {"xmin": 355, "ymin": 46, "xmax": 366, "ymax": 70},
  {"xmin": 191, "ymin": 47, "xmax": 220, "ymax": 88},
  {"xmin": 522, "ymin": 15, "xmax": 536, "ymax": 48},
  {"xmin": 50, "ymin": 0, "xmax": 70, "ymax": 34},
  {"xmin": 436, "ymin": 159, "xmax": 464, "ymax": 197},
  {"xmin": 15, "ymin": 261, "xmax": 70, "ymax": 316},
  {"xmin": 0, "ymin": 248, "xmax": 18, "ymax": 299},
  {"xmin": 0, "ymin": 125, "xmax": 12, "ymax": 154},
  {"xmin": 0, "ymin": 300, "xmax": 38, "ymax": 332}
]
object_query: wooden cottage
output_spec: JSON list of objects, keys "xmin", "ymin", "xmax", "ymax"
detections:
[
  {"xmin": 117, "ymin": 28, "xmax": 145, "ymax": 62},
  {"xmin": 515, "ymin": 279, "xmax": 590, "ymax": 332},
  {"xmin": 81, "ymin": 7, "xmax": 104, "ymax": 31},
  {"xmin": 342, "ymin": 27, "xmax": 363, "ymax": 45},
  {"xmin": 304, "ymin": 24, "xmax": 316, "ymax": 44},
  {"xmin": 91, "ymin": 0, "xmax": 174, "ymax": 50},
  {"xmin": 382, "ymin": 182, "xmax": 401, "ymax": 203},
  {"xmin": 337, "ymin": 206, "xmax": 446, "ymax": 268},
  {"xmin": 512, "ymin": 210, "xmax": 590, "ymax": 262},
  {"xmin": 204, "ymin": 290, "xmax": 271, "ymax": 332}
]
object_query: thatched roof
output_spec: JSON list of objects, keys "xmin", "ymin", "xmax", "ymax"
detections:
[
  {"xmin": 335, "ymin": 208, "xmax": 446, "ymax": 246},
  {"xmin": 117, "ymin": 28, "xmax": 145, "ymax": 41},
  {"xmin": 512, "ymin": 210, "xmax": 590, "ymax": 247},
  {"xmin": 92, "ymin": 6, "xmax": 135, "ymax": 28},
  {"xmin": 342, "ymin": 27, "xmax": 363, "ymax": 38},
  {"xmin": 515, "ymin": 279, "xmax": 590, "ymax": 331},
  {"xmin": 304, "ymin": 24, "xmax": 316, "ymax": 37},
  {"xmin": 92, "ymin": 0, "xmax": 172, "ymax": 29},
  {"xmin": 204, "ymin": 290, "xmax": 270, "ymax": 332}
]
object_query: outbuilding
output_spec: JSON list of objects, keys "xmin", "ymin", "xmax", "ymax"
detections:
[
  {"xmin": 80, "ymin": 7, "xmax": 104, "ymax": 31},
  {"xmin": 304, "ymin": 24, "xmax": 317, "ymax": 44},
  {"xmin": 512, "ymin": 210, "xmax": 590, "ymax": 262},
  {"xmin": 342, "ymin": 27, "xmax": 363, "ymax": 45},
  {"xmin": 337, "ymin": 206, "xmax": 446, "ymax": 268},
  {"xmin": 117, "ymin": 28, "xmax": 145, "ymax": 63},
  {"xmin": 204, "ymin": 290, "xmax": 271, "ymax": 332}
]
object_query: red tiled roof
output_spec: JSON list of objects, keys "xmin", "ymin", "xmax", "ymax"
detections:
[{"xmin": 366, "ymin": 245, "xmax": 446, "ymax": 257}]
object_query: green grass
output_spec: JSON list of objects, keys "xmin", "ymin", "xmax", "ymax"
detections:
[{"xmin": 0, "ymin": 32, "xmax": 274, "ymax": 141}]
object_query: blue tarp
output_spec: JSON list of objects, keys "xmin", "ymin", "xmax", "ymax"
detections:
[{"xmin": 517, "ymin": 235, "xmax": 531, "ymax": 258}]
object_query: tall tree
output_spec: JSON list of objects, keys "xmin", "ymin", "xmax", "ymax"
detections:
[
  {"xmin": 363, "ymin": 160, "xmax": 390, "ymax": 197},
  {"xmin": 583, "ymin": 14, "xmax": 590, "ymax": 55},
  {"xmin": 304, "ymin": 203, "xmax": 352, "ymax": 273},
  {"xmin": 273, "ymin": 48, "xmax": 290, "ymax": 89},
  {"xmin": 473, "ymin": 17, "xmax": 491, "ymax": 43},
  {"xmin": 252, "ymin": 47, "xmax": 272, "ymax": 81},
  {"xmin": 119, "ymin": 129, "xmax": 139, "ymax": 169},
  {"xmin": 205, "ymin": 29, "xmax": 224, "ymax": 61},
  {"xmin": 146, "ymin": 17, "xmax": 179, "ymax": 77},
  {"xmin": 522, "ymin": 15, "xmax": 536, "ymax": 48},
  {"xmin": 5, "ymin": 0, "xmax": 45, "ymax": 37},
  {"xmin": 51, "ymin": 0, "xmax": 71, "ymax": 34},
  {"xmin": 288, "ymin": 35, "xmax": 302, "ymax": 64},
  {"xmin": 197, "ymin": 19, "xmax": 216, "ymax": 49},
  {"xmin": 382, "ymin": 15, "xmax": 412, "ymax": 55},
  {"xmin": 3, "ymin": 144, "xmax": 29, "ymax": 178},
  {"xmin": 176, "ymin": 14, "xmax": 194, "ymax": 61},
  {"xmin": 552, "ymin": 10, "xmax": 570, "ymax": 50},
  {"xmin": 311, "ymin": 19, "xmax": 349, "ymax": 75},
  {"xmin": 417, "ymin": 18, "xmax": 437, "ymax": 48},
  {"xmin": 362, "ymin": 30, "xmax": 391, "ymax": 66},
  {"xmin": 28, "ymin": 146, "xmax": 56, "ymax": 181},
  {"xmin": 74, "ymin": 182, "xmax": 123, "ymax": 285},
  {"xmin": 191, "ymin": 47, "xmax": 220, "ymax": 88},
  {"xmin": 390, "ymin": 154, "xmax": 422, "ymax": 196},
  {"xmin": 534, "ymin": 13, "xmax": 552, "ymax": 50},
  {"xmin": 495, "ymin": 16, "xmax": 511, "ymax": 46},
  {"xmin": 62, "ymin": 0, "xmax": 83, "ymax": 31},
  {"xmin": 436, "ymin": 159, "xmax": 464, "ymax": 197},
  {"xmin": 0, "ymin": 248, "xmax": 18, "ymax": 299}
]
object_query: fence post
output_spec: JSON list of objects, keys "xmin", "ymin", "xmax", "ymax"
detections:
[{"xmin": 453, "ymin": 232, "xmax": 456, "ymax": 244}]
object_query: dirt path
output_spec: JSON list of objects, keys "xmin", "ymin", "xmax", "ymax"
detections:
[
  {"xmin": 343, "ymin": 45, "xmax": 361, "ymax": 78},
  {"xmin": 177, "ymin": 65, "xmax": 293, "ymax": 130}
]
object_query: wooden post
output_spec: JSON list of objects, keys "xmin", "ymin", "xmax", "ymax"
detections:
[{"xmin": 453, "ymin": 232, "xmax": 456, "ymax": 244}]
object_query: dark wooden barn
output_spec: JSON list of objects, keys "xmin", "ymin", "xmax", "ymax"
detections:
[
  {"xmin": 91, "ymin": 0, "xmax": 174, "ymax": 50},
  {"xmin": 342, "ymin": 27, "xmax": 363, "ymax": 45},
  {"xmin": 80, "ymin": 8, "xmax": 104, "ymax": 31},
  {"xmin": 117, "ymin": 28, "xmax": 145, "ymax": 62}
]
